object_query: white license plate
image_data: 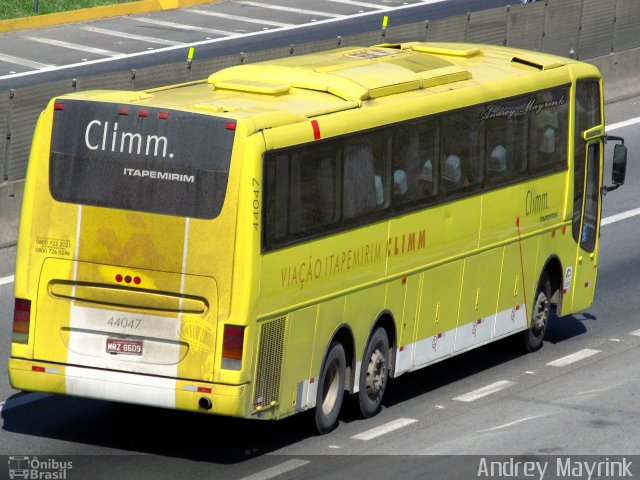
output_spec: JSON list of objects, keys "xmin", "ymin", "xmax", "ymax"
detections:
[{"xmin": 106, "ymin": 338, "xmax": 143, "ymax": 356}]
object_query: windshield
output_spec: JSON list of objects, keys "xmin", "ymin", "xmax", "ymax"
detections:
[{"xmin": 49, "ymin": 99, "xmax": 235, "ymax": 219}]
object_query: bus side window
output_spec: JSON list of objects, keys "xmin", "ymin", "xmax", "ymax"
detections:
[
  {"xmin": 264, "ymin": 153, "xmax": 290, "ymax": 246},
  {"xmin": 528, "ymin": 89, "xmax": 568, "ymax": 174},
  {"xmin": 392, "ymin": 123, "xmax": 438, "ymax": 206},
  {"xmin": 343, "ymin": 133, "xmax": 389, "ymax": 219},
  {"xmin": 289, "ymin": 148, "xmax": 340, "ymax": 234},
  {"xmin": 343, "ymin": 141, "xmax": 379, "ymax": 219},
  {"xmin": 440, "ymin": 110, "xmax": 483, "ymax": 195}
]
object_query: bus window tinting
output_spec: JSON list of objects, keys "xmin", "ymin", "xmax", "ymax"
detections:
[
  {"xmin": 49, "ymin": 99, "xmax": 235, "ymax": 219},
  {"xmin": 264, "ymin": 86, "xmax": 570, "ymax": 252},
  {"xmin": 572, "ymin": 79, "xmax": 602, "ymax": 244}
]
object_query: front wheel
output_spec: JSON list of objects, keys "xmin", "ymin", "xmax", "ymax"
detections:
[
  {"xmin": 357, "ymin": 327, "xmax": 390, "ymax": 418},
  {"xmin": 314, "ymin": 342, "xmax": 346, "ymax": 434},
  {"xmin": 524, "ymin": 272, "xmax": 551, "ymax": 352}
]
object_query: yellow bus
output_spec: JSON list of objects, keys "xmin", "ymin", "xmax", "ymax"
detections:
[{"xmin": 9, "ymin": 42, "xmax": 627, "ymax": 434}]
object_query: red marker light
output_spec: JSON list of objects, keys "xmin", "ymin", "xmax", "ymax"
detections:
[
  {"xmin": 115, "ymin": 274, "xmax": 123, "ymax": 283},
  {"xmin": 119, "ymin": 108, "xmax": 129, "ymax": 116},
  {"xmin": 225, "ymin": 122, "xmax": 236, "ymax": 130},
  {"xmin": 311, "ymin": 119, "xmax": 321, "ymax": 140},
  {"xmin": 32, "ymin": 366, "xmax": 45, "ymax": 373},
  {"xmin": 133, "ymin": 276, "xmax": 141, "ymax": 285},
  {"xmin": 54, "ymin": 102, "xmax": 64, "ymax": 111},
  {"xmin": 138, "ymin": 110, "xmax": 149, "ymax": 118},
  {"xmin": 197, "ymin": 387, "xmax": 212, "ymax": 394},
  {"xmin": 124, "ymin": 275, "xmax": 132, "ymax": 284},
  {"xmin": 158, "ymin": 112, "xmax": 169, "ymax": 120}
]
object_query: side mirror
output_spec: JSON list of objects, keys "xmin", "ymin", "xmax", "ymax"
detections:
[
  {"xmin": 603, "ymin": 135, "xmax": 627, "ymax": 194},
  {"xmin": 612, "ymin": 143, "xmax": 627, "ymax": 186}
]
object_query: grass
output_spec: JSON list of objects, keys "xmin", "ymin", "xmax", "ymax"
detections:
[{"xmin": 0, "ymin": 0, "xmax": 136, "ymax": 19}]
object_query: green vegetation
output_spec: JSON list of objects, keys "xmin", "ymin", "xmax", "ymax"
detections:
[{"xmin": 0, "ymin": 0, "xmax": 135, "ymax": 19}]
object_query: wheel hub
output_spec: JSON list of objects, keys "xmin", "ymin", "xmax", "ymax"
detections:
[{"xmin": 366, "ymin": 349, "xmax": 386, "ymax": 396}]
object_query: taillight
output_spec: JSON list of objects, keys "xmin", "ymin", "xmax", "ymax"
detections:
[
  {"xmin": 12, "ymin": 298, "xmax": 31, "ymax": 344},
  {"xmin": 221, "ymin": 325, "xmax": 245, "ymax": 370}
]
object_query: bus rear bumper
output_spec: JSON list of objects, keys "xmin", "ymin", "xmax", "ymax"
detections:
[{"xmin": 8, "ymin": 357, "xmax": 248, "ymax": 417}]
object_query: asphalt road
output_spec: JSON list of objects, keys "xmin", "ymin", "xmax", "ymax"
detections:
[{"xmin": 0, "ymin": 97, "xmax": 639, "ymax": 479}]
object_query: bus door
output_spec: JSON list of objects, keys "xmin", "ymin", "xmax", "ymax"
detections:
[
  {"xmin": 569, "ymin": 79, "xmax": 602, "ymax": 313},
  {"xmin": 571, "ymin": 139, "xmax": 602, "ymax": 312}
]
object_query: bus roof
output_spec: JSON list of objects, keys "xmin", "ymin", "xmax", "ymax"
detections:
[{"xmin": 71, "ymin": 42, "xmax": 594, "ymax": 128}]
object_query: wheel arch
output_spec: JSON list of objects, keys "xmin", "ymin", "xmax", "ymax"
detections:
[
  {"xmin": 539, "ymin": 254, "xmax": 563, "ymax": 314},
  {"xmin": 324, "ymin": 324, "xmax": 356, "ymax": 394},
  {"xmin": 366, "ymin": 310, "xmax": 398, "ymax": 379}
]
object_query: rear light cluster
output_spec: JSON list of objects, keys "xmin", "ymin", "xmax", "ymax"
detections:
[
  {"xmin": 12, "ymin": 298, "xmax": 31, "ymax": 344},
  {"xmin": 115, "ymin": 274, "xmax": 141, "ymax": 285},
  {"xmin": 54, "ymin": 102, "xmax": 169, "ymax": 120},
  {"xmin": 221, "ymin": 325, "xmax": 245, "ymax": 370}
]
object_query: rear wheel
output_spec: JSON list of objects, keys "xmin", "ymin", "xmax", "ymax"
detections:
[
  {"xmin": 524, "ymin": 272, "xmax": 551, "ymax": 352},
  {"xmin": 314, "ymin": 342, "xmax": 346, "ymax": 434},
  {"xmin": 357, "ymin": 327, "xmax": 390, "ymax": 418}
]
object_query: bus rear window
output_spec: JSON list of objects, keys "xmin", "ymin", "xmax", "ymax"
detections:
[{"xmin": 49, "ymin": 99, "xmax": 235, "ymax": 219}]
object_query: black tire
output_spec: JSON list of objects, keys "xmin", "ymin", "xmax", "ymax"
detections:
[
  {"xmin": 357, "ymin": 327, "xmax": 390, "ymax": 419},
  {"xmin": 524, "ymin": 272, "xmax": 551, "ymax": 352},
  {"xmin": 314, "ymin": 342, "xmax": 346, "ymax": 434}
]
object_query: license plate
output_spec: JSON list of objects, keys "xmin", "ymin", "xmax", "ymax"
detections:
[{"xmin": 106, "ymin": 338, "xmax": 143, "ymax": 356}]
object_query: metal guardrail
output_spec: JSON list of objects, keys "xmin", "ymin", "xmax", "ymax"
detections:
[{"xmin": 0, "ymin": 0, "xmax": 639, "ymax": 246}]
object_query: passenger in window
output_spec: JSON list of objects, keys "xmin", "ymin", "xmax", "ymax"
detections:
[
  {"xmin": 374, "ymin": 175, "xmax": 384, "ymax": 206},
  {"xmin": 419, "ymin": 159, "xmax": 434, "ymax": 195},
  {"xmin": 393, "ymin": 169, "xmax": 408, "ymax": 197},
  {"xmin": 442, "ymin": 154, "xmax": 469, "ymax": 189},
  {"xmin": 488, "ymin": 145, "xmax": 507, "ymax": 176}
]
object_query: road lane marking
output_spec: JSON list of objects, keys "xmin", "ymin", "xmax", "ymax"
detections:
[
  {"xmin": 453, "ymin": 380, "xmax": 515, "ymax": 402},
  {"xmin": 0, "ymin": 274, "xmax": 14, "ymax": 286},
  {"xmin": 607, "ymin": 117, "xmax": 640, "ymax": 131},
  {"xmin": 476, "ymin": 415, "xmax": 544, "ymax": 433},
  {"xmin": 351, "ymin": 417, "xmax": 418, "ymax": 440},
  {"xmin": 0, "ymin": 52, "xmax": 53, "ymax": 69},
  {"xmin": 238, "ymin": 1, "xmax": 343, "ymax": 18},
  {"xmin": 188, "ymin": 8, "xmax": 293, "ymax": 27},
  {"xmin": 24, "ymin": 36, "xmax": 121, "ymax": 57},
  {"xmin": 326, "ymin": 0, "xmax": 387, "ymax": 9},
  {"xmin": 81, "ymin": 26, "xmax": 184, "ymax": 46},
  {"xmin": 238, "ymin": 459, "xmax": 310, "ymax": 480},
  {"xmin": 601, "ymin": 208, "xmax": 640, "ymax": 226},
  {"xmin": 128, "ymin": 17, "xmax": 238, "ymax": 36},
  {"xmin": 546, "ymin": 349, "xmax": 601, "ymax": 367},
  {"xmin": 629, "ymin": 329, "xmax": 640, "ymax": 337}
]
